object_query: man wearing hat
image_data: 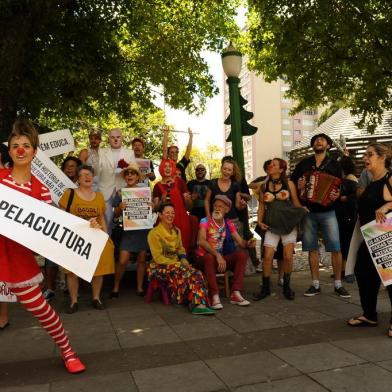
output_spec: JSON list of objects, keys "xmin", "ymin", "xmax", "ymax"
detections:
[
  {"xmin": 187, "ymin": 163, "xmax": 211, "ymax": 222},
  {"xmin": 194, "ymin": 195, "xmax": 256, "ymax": 309},
  {"xmin": 291, "ymin": 133, "xmax": 350, "ymax": 298}
]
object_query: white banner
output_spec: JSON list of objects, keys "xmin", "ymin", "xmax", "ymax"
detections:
[
  {"xmin": 31, "ymin": 148, "xmax": 76, "ymax": 204},
  {"xmin": 39, "ymin": 129, "xmax": 75, "ymax": 157},
  {"xmin": 0, "ymin": 282, "xmax": 17, "ymax": 302},
  {"xmin": 0, "ymin": 184, "xmax": 108, "ymax": 282}
]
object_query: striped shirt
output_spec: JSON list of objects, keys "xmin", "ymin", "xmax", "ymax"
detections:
[{"xmin": 2, "ymin": 173, "xmax": 52, "ymax": 204}]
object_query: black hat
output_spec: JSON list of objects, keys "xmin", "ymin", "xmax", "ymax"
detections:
[{"xmin": 310, "ymin": 133, "xmax": 333, "ymax": 149}]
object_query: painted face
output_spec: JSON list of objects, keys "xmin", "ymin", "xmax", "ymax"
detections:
[
  {"xmin": 221, "ymin": 162, "xmax": 234, "ymax": 179},
  {"xmin": 363, "ymin": 147, "xmax": 385, "ymax": 172},
  {"xmin": 159, "ymin": 205, "xmax": 175, "ymax": 225},
  {"xmin": 124, "ymin": 170, "xmax": 139, "ymax": 187},
  {"xmin": 9, "ymin": 135, "xmax": 36, "ymax": 166},
  {"xmin": 109, "ymin": 130, "xmax": 122, "ymax": 149},
  {"xmin": 168, "ymin": 146, "xmax": 179, "ymax": 162},
  {"xmin": 132, "ymin": 141, "xmax": 144, "ymax": 158},
  {"xmin": 78, "ymin": 169, "xmax": 93, "ymax": 187}
]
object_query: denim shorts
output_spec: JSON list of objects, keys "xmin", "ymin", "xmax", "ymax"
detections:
[{"xmin": 302, "ymin": 210, "xmax": 341, "ymax": 252}]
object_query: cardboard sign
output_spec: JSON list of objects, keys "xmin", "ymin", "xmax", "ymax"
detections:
[
  {"xmin": 0, "ymin": 183, "xmax": 108, "ymax": 282},
  {"xmin": 135, "ymin": 158, "xmax": 152, "ymax": 187},
  {"xmin": 31, "ymin": 148, "xmax": 76, "ymax": 204},
  {"xmin": 121, "ymin": 187, "xmax": 153, "ymax": 230},
  {"xmin": 361, "ymin": 212, "xmax": 392, "ymax": 286},
  {"xmin": 39, "ymin": 129, "xmax": 75, "ymax": 157},
  {"xmin": 0, "ymin": 282, "xmax": 17, "ymax": 302}
]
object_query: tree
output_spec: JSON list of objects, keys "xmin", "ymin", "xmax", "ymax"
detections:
[
  {"xmin": 185, "ymin": 145, "xmax": 222, "ymax": 181},
  {"xmin": 244, "ymin": 0, "xmax": 392, "ymax": 132},
  {"xmin": 0, "ymin": 0, "xmax": 239, "ymax": 141}
]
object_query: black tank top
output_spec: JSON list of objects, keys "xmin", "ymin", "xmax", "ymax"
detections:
[{"xmin": 358, "ymin": 174, "xmax": 390, "ymax": 226}]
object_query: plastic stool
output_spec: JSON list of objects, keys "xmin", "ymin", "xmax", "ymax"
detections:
[{"xmin": 144, "ymin": 278, "xmax": 170, "ymax": 305}]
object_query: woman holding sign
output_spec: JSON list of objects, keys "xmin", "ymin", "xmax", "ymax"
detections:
[
  {"xmin": 147, "ymin": 203, "xmax": 214, "ymax": 315},
  {"xmin": 111, "ymin": 163, "xmax": 149, "ymax": 297},
  {"xmin": 0, "ymin": 119, "xmax": 85, "ymax": 373},
  {"xmin": 347, "ymin": 143, "xmax": 392, "ymax": 337},
  {"xmin": 59, "ymin": 165, "xmax": 115, "ymax": 313}
]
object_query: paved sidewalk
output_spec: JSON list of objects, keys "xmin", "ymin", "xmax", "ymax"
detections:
[{"xmin": 1, "ymin": 268, "xmax": 392, "ymax": 392}]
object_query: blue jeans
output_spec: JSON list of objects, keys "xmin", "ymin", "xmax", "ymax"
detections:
[{"xmin": 302, "ymin": 210, "xmax": 341, "ymax": 252}]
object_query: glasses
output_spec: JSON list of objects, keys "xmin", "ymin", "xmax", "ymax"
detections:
[{"xmin": 363, "ymin": 152, "xmax": 376, "ymax": 158}]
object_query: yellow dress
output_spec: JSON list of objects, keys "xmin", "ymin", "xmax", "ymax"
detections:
[{"xmin": 59, "ymin": 189, "xmax": 114, "ymax": 276}]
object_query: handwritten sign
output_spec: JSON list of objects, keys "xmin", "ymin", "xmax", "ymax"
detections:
[
  {"xmin": 121, "ymin": 187, "xmax": 153, "ymax": 230},
  {"xmin": 0, "ymin": 184, "xmax": 108, "ymax": 282},
  {"xmin": 31, "ymin": 148, "xmax": 76, "ymax": 204},
  {"xmin": 39, "ymin": 129, "xmax": 75, "ymax": 157},
  {"xmin": 0, "ymin": 282, "xmax": 17, "ymax": 302},
  {"xmin": 361, "ymin": 212, "xmax": 392, "ymax": 286}
]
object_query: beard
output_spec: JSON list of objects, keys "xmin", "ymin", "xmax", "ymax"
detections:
[{"xmin": 212, "ymin": 211, "xmax": 223, "ymax": 220}]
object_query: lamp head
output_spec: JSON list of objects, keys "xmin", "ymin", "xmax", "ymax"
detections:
[{"xmin": 221, "ymin": 43, "xmax": 242, "ymax": 78}]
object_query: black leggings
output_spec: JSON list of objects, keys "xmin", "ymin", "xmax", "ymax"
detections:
[{"xmin": 355, "ymin": 242, "xmax": 392, "ymax": 323}]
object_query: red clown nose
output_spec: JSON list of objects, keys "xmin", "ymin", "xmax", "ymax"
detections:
[{"xmin": 16, "ymin": 147, "xmax": 25, "ymax": 155}]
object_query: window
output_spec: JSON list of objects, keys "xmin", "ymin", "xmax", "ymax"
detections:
[
  {"xmin": 283, "ymin": 140, "xmax": 292, "ymax": 147},
  {"xmin": 281, "ymin": 97, "xmax": 291, "ymax": 104},
  {"xmin": 294, "ymin": 118, "xmax": 301, "ymax": 125},
  {"xmin": 282, "ymin": 130, "xmax": 292, "ymax": 136},
  {"xmin": 295, "ymin": 141, "xmax": 301, "ymax": 146},
  {"xmin": 303, "ymin": 109, "xmax": 317, "ymax": 116},
  {"xmin": 303, "ymin": 119, "xmax": 315, "ymax": 126},
  {"xmin": 280, "ymin": 86, "xmax": 290, "ymax": 92},
  {"xmin": 281, "ymin": 108, "xmax": 290, "ymax": 115},
  {"xmin": 303, "ymin": 131, "xmax": 310, "ymax": 137},
  {"xmin": 282, "ymin": 119, "xmax": 291, "ymax": 125},
  {"xmin": 294, "ymin": 130, "xmax": 301, "ymax": 136}
]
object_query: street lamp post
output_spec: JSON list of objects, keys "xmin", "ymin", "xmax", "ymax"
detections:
[{"xmin": 222, "ymin": 44, "xmax": 245, "ymax": 175}]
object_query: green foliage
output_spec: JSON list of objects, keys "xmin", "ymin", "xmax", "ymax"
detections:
[
  {"xmin": 0, "ymin": 0, "xmax": 240, "ymax": 141},
  {"xmin": 185, "ymin": 145, "xmax": 222, "ymax": 181},
  {"xmin": 244, "ymin": 0, "xmax": 392, "ymax": 132}
]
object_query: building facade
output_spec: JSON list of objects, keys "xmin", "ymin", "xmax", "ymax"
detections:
[{"xmin": 223, "ymin": 57, "xmax": 321, "ymax": 183}]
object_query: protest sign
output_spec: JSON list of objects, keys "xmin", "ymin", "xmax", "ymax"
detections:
[
  {"xmin": 361, "ymin": 212, "xmax": 392, "ymax": 286},
  {"xmin": 121, "ymin": 187, "xmax": 153, "ymax": 230},
  {"xmin": 0, "ymin": 282, "xmax": 17, "ymax": 302},
  {"xmin": 0, "ymin": 183, "xmax": 108, "ymax": 282},
  {"xmin": 39, "ymin": 129, "xmax": 75, "ymax": 157},
  {"xmin": 135, "ymin": 158, "xmax": 152, "ymax": 187},
  {"xmin": 31, "ymin": 148, "xmax": 76, "ymax": 204}
]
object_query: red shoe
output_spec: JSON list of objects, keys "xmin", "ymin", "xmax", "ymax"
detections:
[{"xmin": 62, "ymin": 351, "xmax": 86, "ymax": 374}]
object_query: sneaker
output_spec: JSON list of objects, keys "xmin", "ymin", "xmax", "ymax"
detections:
[
  {"xmin": 211, "ymin": 302, "xmax": 223, "ymax": 310},
  {"xmin": 230, "ymin": 292, "xmax": 250, "ymax": 306},
  {"xmin": 62, "ymin": 351, "xmax": 86, "ymax": 374},
  {"xmin": 304, "ymin": 286, "xmax": 321, "ymax": 297},
  {"xmin": 256, "ymin": 261, "xmax": 263, "ymax": 273},
  {"xmin": 191, "ymin": 306, "xmax": 215, "ymax": 315},
  {"xmin": 344, "ymin": 274, "xmax": 355, "ymax": 284},
  {"xmin": 43, "ymin": 289, "xmax": 55, "ymax": 301},
  {"xmin": 335, "ymin": 286, "xmax": 351, "ymax": 298}
]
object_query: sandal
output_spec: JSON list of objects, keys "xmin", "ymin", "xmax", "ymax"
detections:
[{"xmin": 347, "ymin": 316, "xmax": 378, "ymax": 327}]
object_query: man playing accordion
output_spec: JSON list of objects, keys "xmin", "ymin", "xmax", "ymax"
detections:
[{"xmin": 291, "ymin": 133, "xmax": 351, "ymax": 298}]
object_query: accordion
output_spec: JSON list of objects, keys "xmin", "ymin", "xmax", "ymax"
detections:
[{"xmin": 301, "ymin": 171, "xmax": 341, "ymax": 207}]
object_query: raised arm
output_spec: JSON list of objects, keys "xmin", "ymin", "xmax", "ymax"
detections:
[
  {"xmin": 184, "ymin": 128, "xmax": 193, "ymax": 160},
  {"xmin": 162, "ymin": 126, "xmax": 169, "ymax": 160}
]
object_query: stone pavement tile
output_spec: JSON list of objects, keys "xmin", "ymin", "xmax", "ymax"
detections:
[
  {"xmin": 267, "ymin": 303, "xmax": 336, "ymax": 326},
  {"xmin": 67, "ymin": 330, "xmax": 121, "ymax": 354},
  {"xmin": 332, "ymin": 336, "xmax": 392, "ymax": 362},
  {"xmin": 271, "ymin": 342, "xmax": 365, "ymax": 373},
  {"xmin": 206, "ymin": 351, "xmax": 299, "ymax": 388},
  {"xmin": 110, "ymin": 314, "xmax": 167, "ymax": 330},
  {"xmin": 186, "ymin": 333, "xmax": 254, "ymax": 359},
  {"xmin": 170, "ymin": 317, "xmax": 235, "ymax": 341},
  {"xmin": 50, "ymin": 372, "xmax": 137, "ymax": 392},
  {"xmin": 313, "ymin": 303, "xmax": 363, "ymax": 319},
  {"xmin": 116, "ymin": 325, "xmax": 180, "ymax": 348},
  {"xmin": 123, "ymin": 342, "xmax": 199, "ymax": 371},
  {"xmin": 132, "ymin": 361, "xmax": 226, "ymax": 392},
  {"xmin": 234, "ymin": 375, "xmax": 328, "ymax": 392},
  {"xmin": 62, "ymin": 317, "xmax": 114, "ymax": 334},
  {"xmin": 107, "ymin": 303, "xmax": 156, "ymax": 319},
  {"xmin": 1, "ymin": 350, "xmax": 129, "ymax": 388},
  {"xmin": 309, "ymin": 363, "xmax": 392, "ymax": 392},
  {"xmin": 0, "ymin": 327, "xmax": 54, "ymax": 363},
  {"xmin": 0, "ymin": 385, "xmax": 49, "ymax": 392},
  {"xmin": 376, "ymin": 359, "xmax": 392, "ymax": 372},
  {"xmin": 216, "ymin": 312, "xmax": 288, "ymax": 333}
]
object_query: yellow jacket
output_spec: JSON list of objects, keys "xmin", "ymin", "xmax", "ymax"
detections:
[{"xmin": 147, "ymin": 223, "xmax": 186, "ymax": 266}]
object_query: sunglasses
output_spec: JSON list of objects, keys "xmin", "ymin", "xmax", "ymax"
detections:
[{"xmin": 125, "ymin": 170, "xmax": 138, "ymax": 176}]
